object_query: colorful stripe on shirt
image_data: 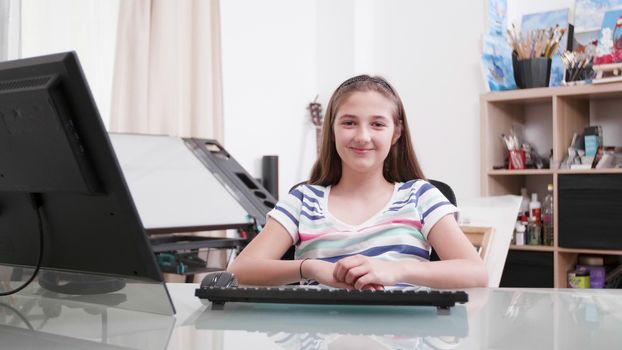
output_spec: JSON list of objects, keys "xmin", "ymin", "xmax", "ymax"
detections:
[{"xmin": 266, "ymin": 180, "xmax": 457, "ymax": 264}]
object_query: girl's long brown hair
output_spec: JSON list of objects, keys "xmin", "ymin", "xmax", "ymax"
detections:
[{"xmin": 308, "ymin": 75, "xmax": 426, "ymax": 186}]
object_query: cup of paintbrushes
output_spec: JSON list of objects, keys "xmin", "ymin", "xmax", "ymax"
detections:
[
  {"xmin": 512, "ymin": 51, "xmax": 552, "ymax": 88},
  {"xmin": 562, "ymin": 52, "xmax": 594, "ymax": 84},
  {"xmin": 564, "ymin": 63, "xmax": 593, "ymax": 83},
  {"xmin": 508, "ymin": 149, "xmax": 526, "ymax": 169}
]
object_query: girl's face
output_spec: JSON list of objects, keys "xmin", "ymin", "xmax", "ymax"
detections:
[{"xmin": 333, "ymin": 90, "xmax": 400, "ymax": 176}]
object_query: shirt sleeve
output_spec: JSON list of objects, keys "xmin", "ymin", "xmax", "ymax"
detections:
[
  {"xmin": 416, "ymin": 181, "xmax": 459, "ymax": 238},
  {"xmin": 266, "ymin": 185, "xmax": 304, "ymax": 244}
]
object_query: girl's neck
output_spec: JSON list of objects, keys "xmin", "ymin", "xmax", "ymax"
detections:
[{"xmin": 333, "ymin": 167, "xmax": 393, "ymax": 197}]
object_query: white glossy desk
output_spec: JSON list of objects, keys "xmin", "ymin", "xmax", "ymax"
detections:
[{"xmin": 1, "ymin": 284, "xmax": 622, "ymax": 349}]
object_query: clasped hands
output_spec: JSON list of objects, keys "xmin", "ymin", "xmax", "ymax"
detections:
[{"xmin": 304, "ymin": 255, "xmax": 401, "ymax": 290}]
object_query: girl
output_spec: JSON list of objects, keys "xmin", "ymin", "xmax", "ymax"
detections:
[{"xmin": 228, "ymin": 75, "xmax": 488, "ymax": 290}]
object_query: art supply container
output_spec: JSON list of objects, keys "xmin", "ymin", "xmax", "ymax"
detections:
[{"xmin": 512, "ymin": 53, "xmax": 552, "ymax": 89}]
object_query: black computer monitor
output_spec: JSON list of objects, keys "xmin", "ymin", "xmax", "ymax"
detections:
[{"xmin": 0, "ymin": 52, "xmax": 172, "ymax": 312}]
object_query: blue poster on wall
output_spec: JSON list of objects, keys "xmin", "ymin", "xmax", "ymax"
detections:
[
  {"xmin": 483, "ymin": 0, "xmax": 515, "ymax": 91},
  {"xmin": 521, "ymin": 9, "xmax": 570, "ymax": 87},
  {"xmin": 482, "ymin": 35, "xmax": 517, "ymax": 91},
  {"xmin": 488, "ymin": 0, "xmax": 508, "ymax": 36}
]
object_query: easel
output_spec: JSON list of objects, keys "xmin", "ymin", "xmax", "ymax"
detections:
[
  {"xmin": 109, "ymin": 134, "xmax": 277, "ymax": 282},
  {"xmin": 592, "ymin": 63, "xmax": 622, "ymax": 84}
]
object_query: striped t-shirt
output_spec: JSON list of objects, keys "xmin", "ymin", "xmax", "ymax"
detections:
[{"xmin": 267, "ymin": 179, "xmax": 458, "ymax": 264}]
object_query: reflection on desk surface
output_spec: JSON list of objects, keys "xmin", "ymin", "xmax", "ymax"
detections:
[
  {"xmin": 486, "ymin": 288, "xmax": 622, "ymax": 350},
  {"xmin": 176, "ymin": 284, "xmax": 622, "ymax": 350},
  {"xmin": 192, "ymin": 302, "xmax": 468, "ymax": 349},
  {"xmin": 0, "ymin": 292, "xmax": 175, "ymax": 350},
  {"xmin": 199, "ymin": 302, "xmax": 467, "ymax": 333},
  {"xmin": 3, "ymin": 284, "xmax": 622, "ymax": 350},
  {"xmin": 0, "ymin": 324, "xmax": 131, "ymax": 350}
]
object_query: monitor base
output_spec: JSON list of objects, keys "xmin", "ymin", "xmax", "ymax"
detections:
[{"xmin": 38, "ymin": 271, "xmax": 126, "ymax": 295}]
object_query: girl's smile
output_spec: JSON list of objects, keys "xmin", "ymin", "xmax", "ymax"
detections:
[{"xmin": 349, "ymin": 146, "xmax": 373, "ymax": 155}]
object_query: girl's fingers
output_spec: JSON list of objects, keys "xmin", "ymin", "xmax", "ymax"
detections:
[
  {"xmin": 344, "ymin": 265, "xmax": 368, "ymax": 285},
  {"xmin": 333, "ymin": 255, "xmax": 365, "ymax": 281},
  {"xmin": 355, "ymin": 274, "xmax": 376, "ymax": 290}
]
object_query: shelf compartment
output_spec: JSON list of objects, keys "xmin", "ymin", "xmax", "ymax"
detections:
[
  {"xmin": 556, "ymin": 250, "xmax": 622, "ymax": 288},
  {"xmin": 555, "ymin": 94, "xmax": 622, "ymax": 170},
  {"xmin": 554, "ymin": 96, "xmax": 589, "ymax": 167},
  {"xmin": 485, "ymin": 174, "xmax": 553, "ymax": 203},
  {"xmin": 483, "ymin": 99, "xmax": 553, "ymax": 178}
]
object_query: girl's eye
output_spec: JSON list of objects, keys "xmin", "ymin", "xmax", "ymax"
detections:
[
  {"xmin": 372, "ymin": 122, "xmax": 386, "ymax": 128},
  {"xmin": 341, "ymin": 121, "xmax": 355, "ymax": 126}
]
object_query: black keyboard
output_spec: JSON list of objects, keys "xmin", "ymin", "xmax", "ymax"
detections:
[{"xmin": 195, "ymin": 286, "xmax": 468, "ymax": 315}]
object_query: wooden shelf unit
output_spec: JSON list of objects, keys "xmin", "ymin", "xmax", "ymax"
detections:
[{"xmin": 481, "ymin": 82, "xmax": 622, "ymax": 288}]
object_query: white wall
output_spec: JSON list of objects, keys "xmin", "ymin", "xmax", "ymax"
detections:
[
  {"xmin": 220, "ymin": 0, "xmax": 324, "ymax": 197},
  {"xmin": 221, "ymin": 0, "xmax": 486, "ymax": 201},
  {"xmin": 19, "ymin": 0, "xmax": 119, "ymax": 129},
  {"xmin": 368, "ymin": 1, "xmax": 485, "ymax": 201}
]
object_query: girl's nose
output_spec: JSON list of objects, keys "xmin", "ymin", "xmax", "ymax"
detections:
[{"xmin": 353, "ymin": 126, "xmax": 371, "ymax": 142}]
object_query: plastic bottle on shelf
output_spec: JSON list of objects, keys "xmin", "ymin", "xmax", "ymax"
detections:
[
  {"xmin": 528, "ymin": 216, "xmax": 542, "ymax": 245},
  {"xmin": 520, "ymin": 214, "xmax": 529, "ymax": 228},
  {"xmin": 529, "ymin": 193, "xmax": 541, "ymax": 223},
  {"xmin": 519, "ymin": 187, "xmax": 530, "ymax": 216},
  {"xmin": 543, "ymin": 184, "xmax": 554, "ymax": 246},
  {"xmin": 515, "ymin": 222, "xmax": 526, "ymax": 245}
]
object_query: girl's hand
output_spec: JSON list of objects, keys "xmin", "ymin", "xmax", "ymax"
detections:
[
  {"xmin": 333, "ymin": 255, "xmax": 401, "ymax": 290},
  {"xmin": 302, "ymin": 259, "xmax": 353, "ymax": 289}
]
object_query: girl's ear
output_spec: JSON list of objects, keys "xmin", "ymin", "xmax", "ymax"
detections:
[
  {"xmin": 392, "ymin": 120, "xmax": 402, "ymax": 145},
  {"xmin": 392, "ymin": 134, "xmax": 400, "ymax": 146}
]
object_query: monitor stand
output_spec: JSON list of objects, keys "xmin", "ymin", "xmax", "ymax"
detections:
[{"xmin": 38, "ymin": 271, "xmax": 126, "ymax": 295}]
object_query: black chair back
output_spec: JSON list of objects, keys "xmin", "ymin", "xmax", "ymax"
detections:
[
  {"xmin": 428, "ymin": 179, "xmax": 457, "ymax": 261},
  {"xmin": 428, "ymin": 179, "xmax": 457, "ymax": 207}
]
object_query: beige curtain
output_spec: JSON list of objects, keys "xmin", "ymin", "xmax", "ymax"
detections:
[
  {"xmin": 110, "ymin": 0, "xmax": 223, "ymax": 140},
  {"xmin": 0, "ymin": 0, "xmax": 9, "ymax": 60}
]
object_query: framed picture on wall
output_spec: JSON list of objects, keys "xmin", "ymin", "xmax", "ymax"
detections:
[
  {"xmin": 598, "ymin": 9, "xmax": 622, "ymax": 52},
  {"xmin": 575, "ymin": 0, "xmax": 622, "ymax": 33}
]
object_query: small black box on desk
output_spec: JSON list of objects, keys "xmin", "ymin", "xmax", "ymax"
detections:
[{"xmin": 559, "ymin": 174, "xmax": 622, "ymax": 250}]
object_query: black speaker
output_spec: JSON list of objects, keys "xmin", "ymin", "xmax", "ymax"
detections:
[
  {"xmin": 262, "ymin": 155, "xmax": 279, "ymax": 200},
  {"xmin": 559, "ymin": 174, "xmax": 622, "ymax": 249}
]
